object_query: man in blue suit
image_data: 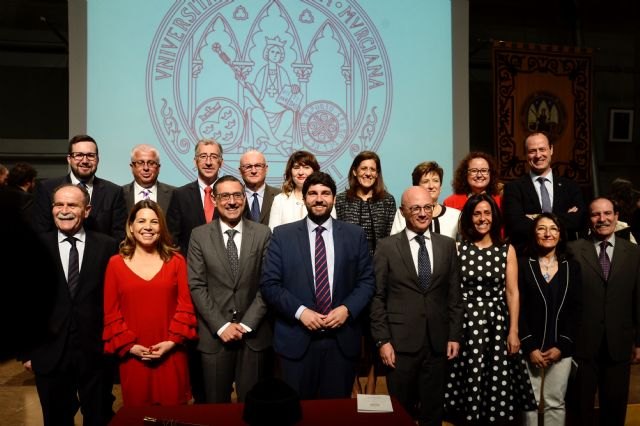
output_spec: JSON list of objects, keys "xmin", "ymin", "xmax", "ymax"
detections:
[{"xmin": 260, "ymin": 171, "xmax": 375, "ymax": 399}]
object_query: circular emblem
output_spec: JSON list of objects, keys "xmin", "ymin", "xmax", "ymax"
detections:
[
  {"xmin": 520, "ymin": 92, "xmax": 566, "ymax": 142},
  {"xmin": 146, "ymin": 0, "xmax": 392, "ymax": 187}
]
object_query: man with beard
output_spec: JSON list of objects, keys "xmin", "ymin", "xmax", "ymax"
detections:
[
  {"xmin": 260, "ymin": 171, "xmax": 375, "ymax": 399},
  {"xmin": 122, "ymin": 144, "xmax": 175, "ymax": 212},
  {"xmin": 188, "ymin": 175, "xmax": 272, "ymax": 403},
  {"xmin": 22, "ymin": 184, "xmax": 118, "ymax": 425},
  {"xmin": 568, "ymin": 197, "xmax": 640, "ymax": 426},
  {"xmin": 32, "ymin": 134, "xmax": 127, "ymax": 242}
]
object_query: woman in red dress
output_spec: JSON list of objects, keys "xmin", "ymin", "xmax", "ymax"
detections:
[
  {"xmin": 103, "ymin": 200, "xmax": 197, "ymax": 407},
  {"xmin": 442, "ymin": 151, "xmax": 503, "ymax": 210}
]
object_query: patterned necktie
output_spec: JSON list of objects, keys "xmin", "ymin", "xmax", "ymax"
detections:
[
  {"xmin": 140, "ymin": 188, "xmax": 151, "ymax": 200},
  {"xmin": 225, "ymin": 229, "xmax": 239, "ymax": 278},
  {"xmin": 66, "ymin": 236, "xmax": 80, "ymax": 298},
  {"xmin": 598, "ymin": 240, "xmax": 611, "ymax": 280},
  {"xmin": 537, "ymin": 177, "xmax": 552, "ymax": 213},
  {"xmin": 314, "ymin": 226, "xmax": 331, "ymax": 315},
  {"xmin": 415, "ymin": 234, "xmax": 431, "ymax": 291},
  {"xmin": 204, "ymin": 186, "xmax": 214, "ymax": 223},
  {"xmin": 250, "ymin": 193, "xmax": 261, "ymax": 222}
]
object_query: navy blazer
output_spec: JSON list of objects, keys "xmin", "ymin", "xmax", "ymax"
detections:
[
  {"xmin": 29, "ymin": 230, "xmax": 118, "ymax": 374},
  {"xmin": 32, "ymin": 174, "xmax": 127, "ymax": 242},
  {"xmin": 260, "ymin": 218, "xmax": 375, "ymax": 360},
  {"xmin": 503, "ymin": 173, "xmax": 585, "ymax": 251}
]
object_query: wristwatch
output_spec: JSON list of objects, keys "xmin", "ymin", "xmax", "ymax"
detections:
[{"xmin": 375, "ymin": 339, "xmax": 389, "ymax": 348}]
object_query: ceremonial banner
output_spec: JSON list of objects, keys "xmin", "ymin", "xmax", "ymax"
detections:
[{"xmin": 493, "ymin": 41, "xmax": 592, "ymax": 184}]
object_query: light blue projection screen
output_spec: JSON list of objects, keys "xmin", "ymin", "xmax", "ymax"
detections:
[{"xmin": 85, "ymin": 0, "xmax": 453, "ymax": 200}]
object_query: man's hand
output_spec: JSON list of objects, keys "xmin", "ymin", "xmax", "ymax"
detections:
[
  {"xmin": 323, "ymin": 305, "xmax": 349, "ymax": 329},
  {"xmin": 299, "ymin": 308, "xmax": 327, "ymax": 331},
  {"xmin": 447, "ymin": 341, "xmax": 460, "ymax": 360},
  {"xmin": 529, "ymin": 349, "xmax": 548, "ymax": 368},
  {"xmin": 148, "ymin": 341, "xmax": 176, "ymax": 358},
  {"xmin": 379, "ymin": 342, "xmax": 396, "ymax": 368},
  {"xmin": 219, "ymin": 323, "xmax": 245, "ymax": 343},
  {"xmin": 542, "ymin": 347, "xmax": 562, "ymax": 363},
  {"xmin": 526, "ymin": 214, "xmax": 539, "ymax": 220},
  {"xmin": 23, "ymin": 360, "xmax": 32, "ymax": 372},
  {"xmin": 567, "ymin": 206, "xmax": 578, "ymax": 213}
]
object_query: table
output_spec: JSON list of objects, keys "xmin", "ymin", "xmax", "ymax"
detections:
[{"xmin": 109, "ymin": 397, "xmax": 416, "ymax": 425}]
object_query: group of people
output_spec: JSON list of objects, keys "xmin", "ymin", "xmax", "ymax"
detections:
[{"xmin": 7, "ymin": 131, "xmax": 639, "ymax": 426}]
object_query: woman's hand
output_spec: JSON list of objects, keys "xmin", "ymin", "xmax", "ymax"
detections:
[
  {"xmin": 130, "ymin": 344, "xmax": 153, "ymax": 361},
  {"xmin": 506, "ymin": 331, "xmax": 520, "ymax": 355},
  {"xmin": 541, "ymin": 347, "xmax": 562, "ymax": 363},
  {"xmin": 148, "ymin": 341, "xmax": 176, "ymax": 358},
  {"xmin": 529, "ymin": 349, "xmax": 548, "ymax": 368}
]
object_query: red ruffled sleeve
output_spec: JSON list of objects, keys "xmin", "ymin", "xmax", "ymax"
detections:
[
  {"xmin": 103, "ymin": 256, "xmax": 138, "ymax": 357},
  {"xmin": 168, "ymin": 255, "xmax": 198, "ymax": 344}
]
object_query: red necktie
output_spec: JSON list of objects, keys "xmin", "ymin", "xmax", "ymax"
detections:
[{"xmin": 204, "ymin": 186, "xmax": 214, "ymax": 223}]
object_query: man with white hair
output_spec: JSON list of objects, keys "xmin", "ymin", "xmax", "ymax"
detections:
[{"xmin": 122, "ymin": 144, "xmax": 175, "ymax": 212}]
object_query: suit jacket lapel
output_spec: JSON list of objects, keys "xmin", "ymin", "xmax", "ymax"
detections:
[
  {"xmin": 237, "ymin": 220, "xmax": 255, "ymax": 286},
  {"xmin": 524, "ymin": 177, "xmax": 542, "ymax": 212},
  {"xmin": 608, "ymin": 239, "xmax": 629, "ymax": 284},
  {"xmin": 296, "ymin": 220, "xmax": 314, "ymax": 291},
  {"xmin": 396, "ymin": 233, "xmax": 419, "ymax": 286},
  {"xmin": 260, "ymin": 186, "xmax": 277, "ymax": 223},
  {"xmin": 75, "ymin": 231, "xmax": 96, "ymax": 299},
  {"xmin": 157, "ymin": 182, "xmax": 171, "ymax": 209},
  {"xmin": 189, "ymin": 181, "xmax": 207, "ymax": 224},
  {"xmin": 90, "ymin": 178, "xmax": 104, "ymax": 211},
  {"xmin": 429, "ymin": 235, "xmax": 446, "ymax": 290},
  {"xmin": 579, "ymin": 240, "xmax": 606, "ymax": 280}
]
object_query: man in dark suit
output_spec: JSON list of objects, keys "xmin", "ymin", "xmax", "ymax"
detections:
[
  {"xmin": 32, "ymin": 134, "xmax": 127, "ymax": 242},
  {"xmin": 370, "ymin": 186, "xmax": 463, "ymax": 426},
  {"xmin": 23, "ymin": 183, "xmax": 118, "ymax": 426},
  {"xmin": 188, "ymin": 175, "xmax": 272, "ymax": 403},
  {"xmin": 260, "ymin": 171, "xmax": 375, "ymax": 399},
  {"xmin": 121, "ymin": 144, "xmax": 175, "ymax": 213},
  {"xmin": 503, "ymin": 132, "xmax": 585, "ymax": 253},
  {"xmin": 4, "ymin": 162, "xmax": 37, "ymax": 220},
  {"xmin": 567, "ymin": 197, "xmax": 640, "ymax": 426},
  {"xmin": 167, "ymin": 138, "xmax": 222, "ymax": 256},
  {"xmin": 239, "ymin": 150, "xmax": 281, "ymax": 225}
]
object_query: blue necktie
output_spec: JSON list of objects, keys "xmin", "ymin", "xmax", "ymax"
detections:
[
  {"xmin": 415, "ymin": 234, "xmax": 431, "ymax": 291},
  {"xmin": 250, "ymin": 193, "xmax": 261, "ymax": 222},
  {"xmin": 537, "ymin": 177, "xmax": 552, "ymax": 213}
]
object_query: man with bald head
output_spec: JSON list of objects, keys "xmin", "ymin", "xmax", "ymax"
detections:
[
  {"xmin": 239, "ymin": 150, "xmax": 280, "ymax": 225},
  {"xmin": 370, "ymin": 186, "xmax": 463, "ymax": 426}
]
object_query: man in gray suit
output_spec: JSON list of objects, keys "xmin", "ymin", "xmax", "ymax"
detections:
[
  {"xmin": 239, "ymin": 150, "xmax": 281, "ymax": 225},
  {"xmin": 370, "ymin": 186, "xmax": 463, "ymax": 426},
  {"xmin": 121, "ymin": 144, "xmax": 175, "ymax": 213},
  {"xmin": 568, "ymin": 197, "xmax": 640, "ymax": 426},
  {"xmin": 188, "ymin": 175, "xmax": 272, "ymax": 403}
]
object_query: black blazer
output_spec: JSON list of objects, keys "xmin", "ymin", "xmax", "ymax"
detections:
[
  {"xmin": 568, "ymin": 237, "xmax": 640, "ymax": 361},
  {"xmin": 503, "ymin": 173, "xmax": 585, "ymax": 251},
  {"xmin": 28, "ymin": 230, "xmax": 118, "ymax": 374},
  {"xmin": 242, "ymin": 184, "xmax": 281, "ymax": 226},
  {"xmin": 32, "ymin": 174, "xmax": 127, "ymax": 242},
  {"xmin": 370, "ymin": 231, "xmax": 463, "ymax": 354},
  {"xmin": 518, "ymin": 256, "xmax": 581, "ymax": 357},
  {"xmin": 121, "ymin": 181, "xmax": 175, "ymax": 213},
  {"xmin": 166, "ymin": 180, "xmax": 220, "ymax": 255}
]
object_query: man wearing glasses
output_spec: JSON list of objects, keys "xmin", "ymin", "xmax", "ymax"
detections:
[
  {"xmin": 503, "ymin": 131, "xmax": 585, "ymax": 253},
  {"xmin": 239, "ymin": 150, "xmax": 281, "ymax": 225},
  {"xmin": 370, "ymin": 185, "xmax": 462, "ymax": 426},
  {"xmin": 32, "ymin": 134, "xmax": 127, "ymax": 242},
  {"xmin": 122, "ymin": 144, "xmax": 175, "ymax": 212},
  {"xmin": 188, "ymin": 175, "xmax": 273, "ymax": 403}
]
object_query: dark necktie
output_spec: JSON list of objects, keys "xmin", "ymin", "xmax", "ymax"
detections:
[
  {"xmin": 314, "ymin": 226, "xmax": 331, "ymax": 315},
  {"xmin": 598, "ymin": 240, "xmax": 611, "ymax": 280},
  {"xmin": 415, "ymin": 234, "xmax": 431, "ymax": 291},
  {"xmin": 66, "ymin": 236, "xmax": 80, "ymax": 298},
  {"xmin": 225, "ymin": 229, "xmax": 239, "ymax": 278},
  {"xmin": 204, "ymin": 186, "xmax": 214, "ymax": 223},
  {"xmin": 250, "ymin": 193, "xmax": 261, "ymax": 222},
  {"xmin": 537, "ymin": 177, "xmax": 552, "ymax": 213}
]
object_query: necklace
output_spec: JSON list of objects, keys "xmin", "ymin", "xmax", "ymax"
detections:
[{"xmin": 539, "ymin": 255, "xmax": 556, "ymax": 281}]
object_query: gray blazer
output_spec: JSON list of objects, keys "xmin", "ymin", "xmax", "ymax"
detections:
[
  {"xmin": 187, "ymin": 218, "xmax": 272, "ymax": 353},
  {"xmin": 370, "ymin": 231, "xmax": 463, "ymax": 354},
  {"xmin": 122, "ymin": 181, "xmax": 175, "ymax": 213}
]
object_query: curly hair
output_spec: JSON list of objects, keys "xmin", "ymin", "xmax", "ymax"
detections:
[
  {"xmin": 459, "ymin": 193, "xmax": 504, "ymax": 245},
  {"xmin": 281, "ymin": 150, "xmax": 320, "ymax": 194},
  {"xmin": 119, "ymin": 200, "xmax": 179, "ymax": 261},
  {"xmin": 345, "ymin": 151, "xmax": 388, "ymax": 201},
  {"xmin": 451, "ymin": 151, "xmax": 499, "ymax": 195}
]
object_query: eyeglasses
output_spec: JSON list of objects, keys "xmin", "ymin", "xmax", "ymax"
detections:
[
  {"xmin": 131, "ymin": 160, "xmax": 160, "ymax": 168},
  {"xmin": 240, "ymin": 163, "xmax": 266, "ymax": 171},
  {"xmin": 468, "ymin": 168, "xmax": 490, "ymax": 175},
  {"xmin": 69, "ymin": 152, "xmax": 97, "ymax": 161},
  {"xmin": 357, "ymin": 166, "xmax": 378, "ymax": 174},
  {"xmin": 404, "ymin": 204, "xmax": 434, "ymax": 215},
  {"xmin": 196, "ymin": 153, "xmax": 222, "ymax": 162},
  {"xmin": 535, "ymin": 226, "xmax": 560, "ymax": 234},
  {"xmin": 215, "ymin": 192, "xmax": 245, "ymax": 202}
]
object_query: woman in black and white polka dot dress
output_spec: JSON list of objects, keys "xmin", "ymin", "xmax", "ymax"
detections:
[{"xmin": 445, "ymin": 193, "xmax": 536, "ymax": 424}]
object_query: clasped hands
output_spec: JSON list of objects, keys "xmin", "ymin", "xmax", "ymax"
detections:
[
  {"xmin": 300, "ymin": 305, "xmax": 349, "ymax": 331},
  {"xmin": 130, "ymin": 341, "xmax": 175, "ymax": 361},
  {"xmin": 529, "ymin": 347, "xmax": 562, "ymax": 368}
]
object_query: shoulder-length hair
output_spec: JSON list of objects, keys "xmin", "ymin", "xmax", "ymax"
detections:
[
  {"xmin": 281, "ymin": 150, "xmax": 320, "ymax": 194},
  {"xmin": 459, "ymin": 193, "xmax": 504, "ymax": 244},
  {"xmin": 451, "ymin": 151, "xmax": 499, "ymax": 195},
  {"xmin": 120, "ymin": 200, "xmax": 179, "ymax": 261},
  {"xmin": 345, "ymin": 151, "xmax": 387, "ymax": 201},
  {"xmin": 525, "ymin": 212, "xmax": 568, "ymax": 259}
]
